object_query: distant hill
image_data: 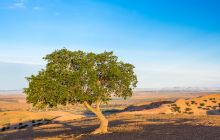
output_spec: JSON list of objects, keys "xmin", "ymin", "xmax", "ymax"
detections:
[
  {"xmin": 0, "ymin": 90, "xmax": 23, "ymax": 95},
  {"xmin": 135, "ymin": 87, "xmax": 220, "ymax": 92}
]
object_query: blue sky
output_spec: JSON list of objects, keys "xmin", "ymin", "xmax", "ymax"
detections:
[{"xmin": 0, "ymin": 0, "xmax": 220, "ymax": 90}]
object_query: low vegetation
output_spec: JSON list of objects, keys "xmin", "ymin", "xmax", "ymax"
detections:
[{"xmin": 165, "ymin": 94, "xmax": 220, "ymax": 115}]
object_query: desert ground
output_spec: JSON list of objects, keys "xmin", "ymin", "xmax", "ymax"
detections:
[{"xmin": 0, "ymin": 91, "xmax": 220, "ymax": 140}]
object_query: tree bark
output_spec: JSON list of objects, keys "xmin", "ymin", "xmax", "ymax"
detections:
[{"xmin": 83, "ymin": 100, "xmax": 108, "ymax": 134}]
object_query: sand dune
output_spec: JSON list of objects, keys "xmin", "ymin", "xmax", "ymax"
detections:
[{"xmin": 122, "ymin": 94, "xmax": 220, "ymax": 115}]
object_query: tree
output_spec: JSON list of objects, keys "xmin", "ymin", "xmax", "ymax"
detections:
[{"xmin": 24, "ymin": 49, "xmax": 137, "ymax": 134}]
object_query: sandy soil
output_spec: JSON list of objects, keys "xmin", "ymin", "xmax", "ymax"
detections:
[
  {"xmin": 122, "ymin": 94, "xmax": 220, "ymax": 115},
  {"xmin": 1, "ymin": 114, "xmax": 220, "ymax": 140},
  {"xmin": 0, "ymin": 92, "xmax": 220, "ymax": 140}
]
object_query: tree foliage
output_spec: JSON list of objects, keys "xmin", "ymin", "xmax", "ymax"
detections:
[{"xmin": 24, "ymin": 49, "xmax": 138, "ymax": 108}]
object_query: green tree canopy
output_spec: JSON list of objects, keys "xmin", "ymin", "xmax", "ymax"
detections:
[{"xmin": 24, "ymin": 48, "xmax": 137, "ymax": 134}]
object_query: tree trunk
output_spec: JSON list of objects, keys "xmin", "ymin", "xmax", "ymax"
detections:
[{"xmin": 83, "ymin": 101, "xmax": 109, "ymax": 134}]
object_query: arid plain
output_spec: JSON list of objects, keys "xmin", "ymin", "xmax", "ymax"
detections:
[{"xmin": 0, "ymin": 91, "xmax": 220, "ymax": 140}]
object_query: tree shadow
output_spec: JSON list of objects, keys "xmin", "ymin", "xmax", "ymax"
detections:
[
  {"xmin": 1, "ymin": 116, "xmax": 220, "ymax": 140},
  {"xmin": 207, "ymin": 109, "xmax": 220, "ymax": 115},
  {"xmin": 0, "ymin": 117, "xmax": 93, "ymax": 140},
  {"xmin": 83, "ymin": 109, "xmax": 122, "ymax": 117},
  {"xmin": 83, "ymin": 100, "xmax": 174, "ymax": 117},
  {"xmin": 0, "ymin": 116, "xmax": 61, "ymax": 132},
  {"xmin": 123, "ymin": 101, "xmax": 173, "ymax": 111},
  {"xmin": 81, "ymin": 119, "xmax": 220, "ymax": 140}
]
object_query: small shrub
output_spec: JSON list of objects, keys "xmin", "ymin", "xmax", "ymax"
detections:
[
  {"xmin": 185, "ymin": 108, "xmax": 192, "ymax": 111},
  {"xmin": 197, "ymin": 106, "xmax": 202, "ymax": 109},
  {"xmin": 18, "ymin": 125, "xmax": 28, "ymax": 129},
  {"xmin": 203, "ymin": 100, "xmax": 207, "ymax": 102},
  {"xmin": 191, "ymin": 101, "xmax": 196, "ymax": 104},
  {"xmin": 4, "ymin": 123, "xmax": 10, "ymax": 126},
  {"xmin": 1, "ymin": 127, "xmax": 6, "ymax": 131},
  {"xmin": 44, "ymin": 119, "xmax": 51, "ymax": 121},
  {"xmin": 212, "ymin": 106, "xmax": 217, "ymax": 110},
  {"xmin": 185, "ymin": 102, "xmax": 190, "ymax": 106},
  {"xmin": 187, "ymin": 112, "xmax": 194, "ymax": 114},
  {"xmin": 36, "ymin": 123, "xmax": 43, "ymax": 126},
  {"xmin": 212, "ymin": 101, "xmax": 217, "ymax": 103},
  {"xmin": 171, "ymin": 106, "xmax": 181, "ymax": 113},
  {"xmin": 200, "ymin": 103, "xmax": 205, "ymax": 106}
]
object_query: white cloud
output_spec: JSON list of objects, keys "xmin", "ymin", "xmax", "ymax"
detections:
[
  {"xmin": 54, "ymin": 12, "xmax": 61, "ymax": 16},
  {"xmin": 9, "ymin": 0, "xmax": 27, "ymax": 9},
  {"xmin": 0, "ymin": 60, "xmax": 44, "ymax": 66},
  {"xmin": 33, "ymin": 6, "xmax": 40, "ymax": 10},
  {"xmin": 0, "ymin": 56, "xmax": 45, "ymax": 66}
]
